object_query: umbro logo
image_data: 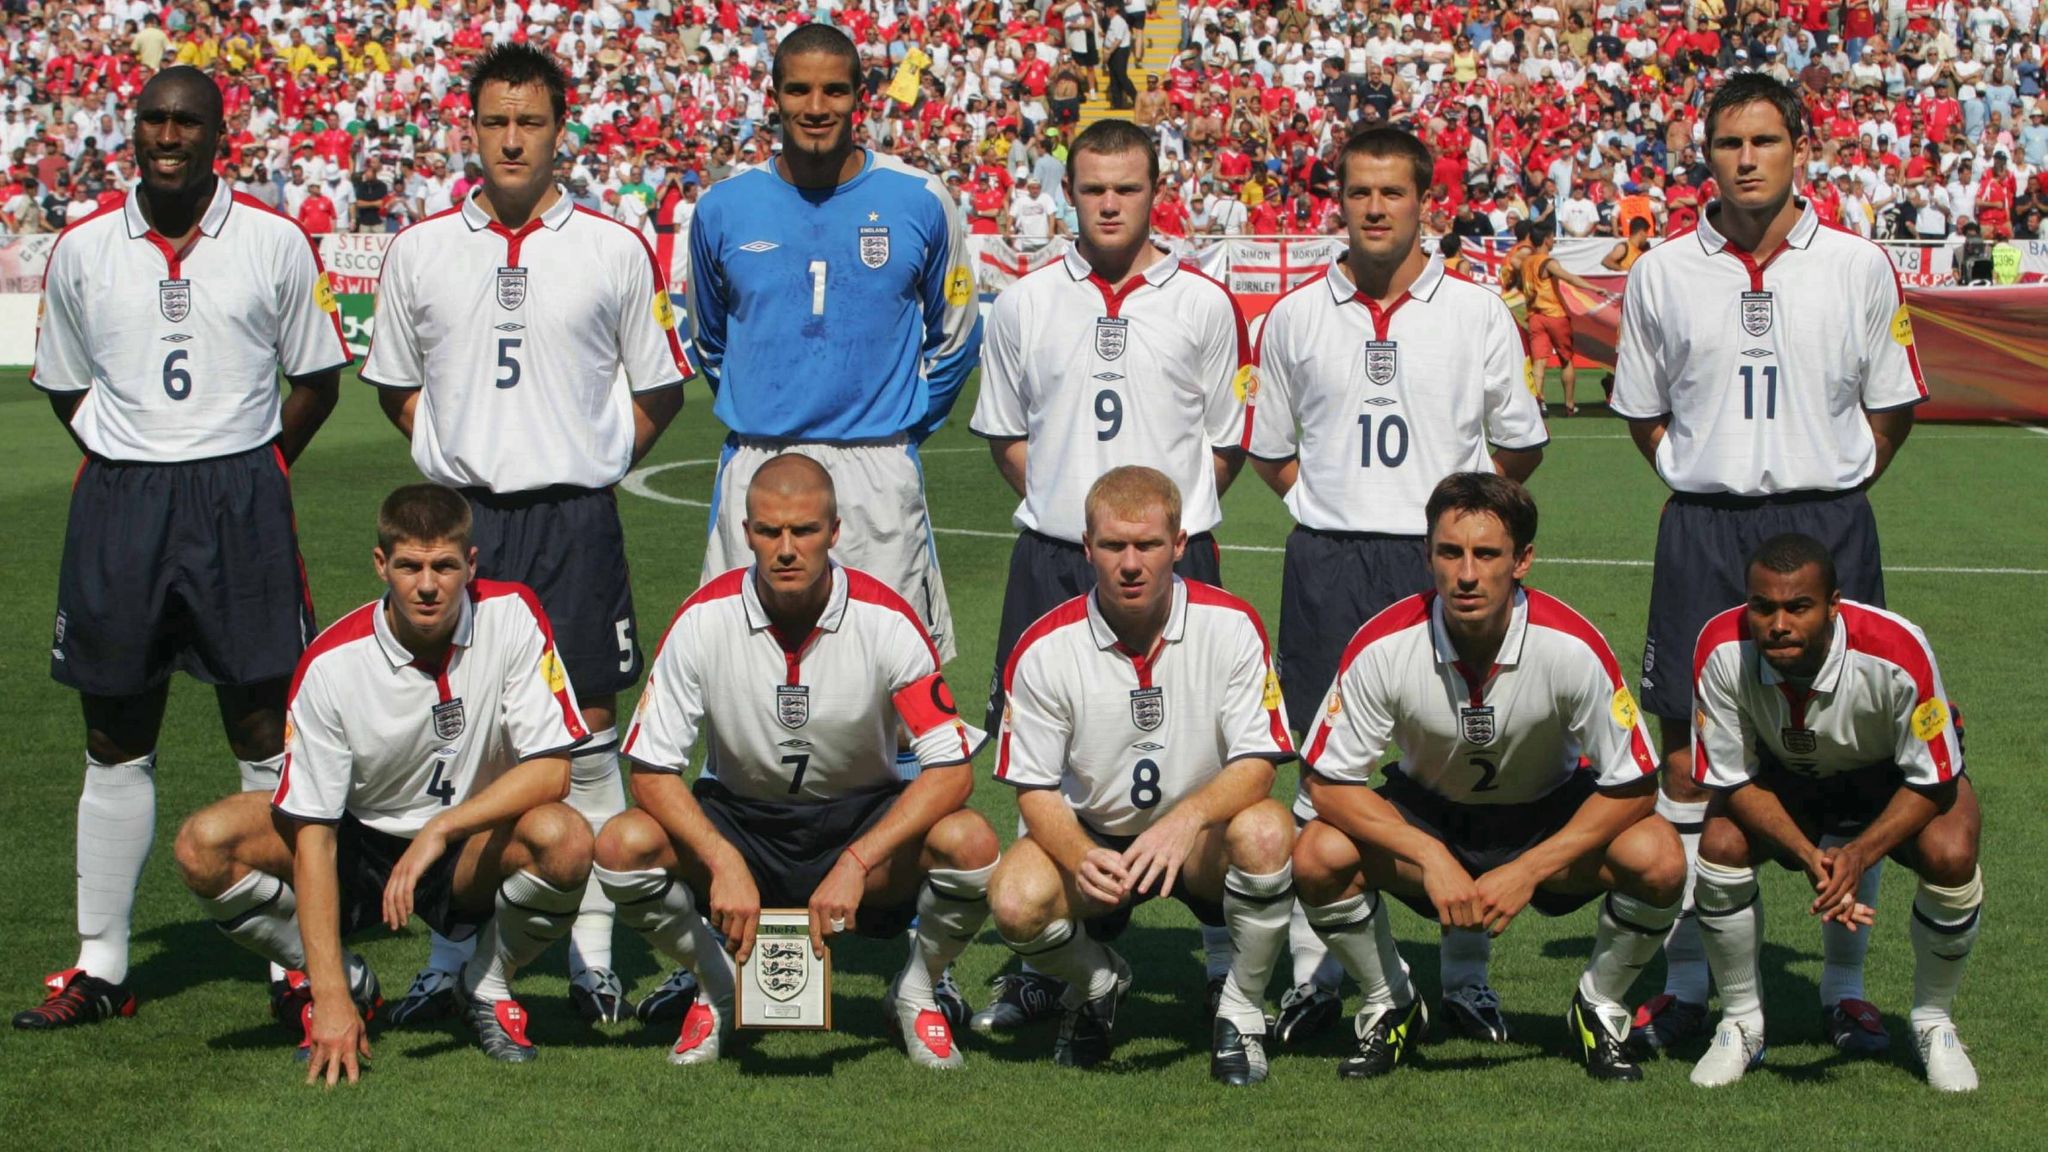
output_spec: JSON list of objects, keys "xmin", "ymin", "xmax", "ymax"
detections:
[
  {"xmin": 1742, "ymin": 348, "xmax": 1771, "ymax": 358},
  {"xmin": 1092, "ymin": 372, "xmax": 1124, "ymax": 382},
  {"xmin": 739, "ymin": 240, "xmax": 780, "ymax": 253},
  {"xmin": 1362, "ymin": 396, "xmax": 1397, "ymax": 406},
  {"xmin": 1132, "ymin": 742, "xmax": 1164, "ymax": 752},
  {"xmin": 496, "ymin": 322, "xmax": 524, "ymax": 332},
  {"xmin": 160, "ymin": 333, "xmax": 191, "ymax": 342},
  {"xmin": 778, "ymin": 738, "xmax": 812, "ymax": 748}
]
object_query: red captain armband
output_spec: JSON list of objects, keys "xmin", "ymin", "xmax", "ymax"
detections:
[{"xmin": 892, "ymin": 672, "xmax": 962, "ymax": 738}]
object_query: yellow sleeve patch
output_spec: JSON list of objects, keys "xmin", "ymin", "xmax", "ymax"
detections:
[
  {"xmin": 945, "ymin": 265, "xmax": 975, "ymax": 308},
  {"xmin": 652, "ymin": 291, "xmax": 677, "ymax": 331},
  {"xmin": 314, "ymin": 272, "xmax": 337, "ymax": 314},
  {"xmin": 1611, "ymin": 686, "xmax": 1640, "ymax": 730},
  {"xmin": 541, "ymin": 649, "xmax": 566, "ymax": 694},
  {"xmin": 1325, "ymin": 691, "xmax": 1343, "ymax": 719},
  {"xmin": 1234, "ymin": 364, "xmax": 1259, "ymax": 404},
  {"xmin": 1911, "ymin": 698, "xmax": 1947, "ymax": 742},
  {"xmin": 1262, "ymin": 669, "xmax": 1282, "ymax": 711},
  {"xmin": 1890, "ymin": 303, "xmax": 1914, "ymax": 346}
]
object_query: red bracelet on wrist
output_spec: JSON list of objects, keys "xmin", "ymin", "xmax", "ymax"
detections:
[{"xmin": 846, "ymin": 846, "xmax": 873, "ymax": 873}]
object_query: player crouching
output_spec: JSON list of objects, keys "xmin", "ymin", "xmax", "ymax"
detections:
[
  {"xmin": 987, "ymin": 467, "xmax": 1297, "ymax": 1085},
  {"xmin": 1687, "ymin": 534, "xmax": 1982, "ymax": 1092},
  {"xmin": 597, "ymin": 455, "xmax": 996, "ymax": 1069},
  {"xmin": 1292, "ymin": 473, "xmax": 1683, "ymax": 1082},
  {"xmin": 172, "ymin": 485, "xmax": 596, "ymax": 1078}
]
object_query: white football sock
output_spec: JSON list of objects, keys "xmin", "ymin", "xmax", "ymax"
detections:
[
  {"xmin": 423, "ymin": 930, "xmax": 476, "ymax": 977},
  {"xmin": 1440, "ymin": 926, "xmax": 1491, "ymax": 992},
  {"xmin": 194, "ymin": 869, "xmax": 305, "ymax": 970},
  {"xmin": 596, "ymin": 864, "xmax": 733, "ymax": 1007},
  {"xmin": 466, "ymin": 869, "xmax": 584, "ymax": 1003},
  {"xmin": 1657, "ymin": 793, "xmax": 1711, "ymax": 1004},
  {"xmin": 1817, "ymin": 834, "xmax": 1883, "ymax": 1006},
  {"xmin": 75, "ymin": 752, "xmax": 157, "ymax": 984},
  {"xmin": 1580, "ymin": 892, "xmax": 1680, "ymax": 1010},
  {"xmin": 900, "ymin": 863, "xmax": 995, "ymax": 1009},
  {"xmin": 236, "ymin": 753, "xmax": 284, "ymax": 794},
  {"xmin": 1216, "ymin": 864, "xmax": 1293, "ymax": 1031},
  {"xmin": 1304, "ymin": 891, "xmax": 1413, "ymax": 1009},
  {"xmin": 564, "ymin": 731, "xmax": 625, "ymax": 979},
  {"xmin": 1909, "ymin": 868, "xmax": 1982, "ymax": 1031},
  {"xmin": 1002, "ymin": 919, "xmax": 1117, "ymax": 1002},
  {"xmin": 1694, "ymin": 858, "xmax": 1763, "ymax": 1030},
  {"xmin": 1200, "ymin": 922, "xmax": 1233, "ymax": 981},
  {"xmin": 1287, "ymin": 900, "xmax": 1333, "ymax": 988}
]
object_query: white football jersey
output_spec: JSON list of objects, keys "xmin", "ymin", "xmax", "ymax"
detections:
[
  {"xmin": 623, "ymin": 564, "xmax": 984, "ymax": 801},
  {"xmin": 1692, "ymin": 600, "xmax": 1960, "ymax": 790},
  {"xmin": 969, "ymin": 244, "xmax": 1249, "ymax": 543},
  {"xmin": 273, "ymin": 581, "xmax": 590, "ymax": 837},
  {"xmin": 362, "ymin": 188, "xmax": 694, "ymax": 493},
  {"xmin": 1609, "ymin": 200, "xmax": 1926, "ymax": 496},
  {"xmin": 995, "ymin": 578, "xmax": 1294, "ymax": 837},
  {"xmin": 1304, "ymin": 588, "xmax": 1657, "ymax": 805},
  {"xmin": 1250, "ymin": 256, "xmax": 1548, "ymax": 535},
  {"xmin": 32, "ymin": 182, "xmax": 352, "ymax": 463}
]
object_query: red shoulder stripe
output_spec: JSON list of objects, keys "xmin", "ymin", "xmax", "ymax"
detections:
[
  {"xmin": 1303, "ymin": 593, "xmax": 1434, "ymax": 765},
  {"xmin": 995, "ymin": 595, "xmax": 1092, "ymax": 781},
  {"xmin": 472, "ymin": 579, "xmax": 588, "ymax": 741},
  {"xmin": 844, "ymin": 566, "xmax": 941, "ymax": 670},
  {"xmin": 1184, "ymin": 580, "xmax": 1292, "ymax": 750},
  {"xmin": 1691, "ymin": 604, "xmax": 1748, "ymax": 690},
  {"xmin": 571, "ymin": 204, "xmax": 692, "ymax": 374},
  {"xmin": 1523, "ymin": 588, "xmax": 1654, "ymax": 774},
  {"xmin": 288, "ymin": 600, "xmax": 381, "ymax": 704}
]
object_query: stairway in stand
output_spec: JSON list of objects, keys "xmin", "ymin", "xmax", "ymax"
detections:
[{"xmin": 1076, "ymin": 2, "xmax": 1183, "ymax": 131}]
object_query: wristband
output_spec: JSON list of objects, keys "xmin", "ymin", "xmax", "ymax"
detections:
[{"xmin": 846, "ymin": 846, "xmax": 873, "ymax": 874}]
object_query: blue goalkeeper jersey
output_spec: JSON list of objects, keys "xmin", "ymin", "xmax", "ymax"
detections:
[{"xmin": 686, "ymin": 150, "xmax": 982, "ymax": 442}]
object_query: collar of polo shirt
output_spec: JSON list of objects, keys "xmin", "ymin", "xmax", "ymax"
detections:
[
  {"xmin": 1428, "ymin": 585, "xmax": 1532, "ymax": 669},
  {"xmin": 373, "ymin": 586, "xmax": 477, "ymax": 668},
  {"xmin": 1325, "ymin": 249, "xmax": 1449, "ymax": 304},
  {"xmin": 124, "ymin": 176, "xmax": 235, "ymax": 240},
  {"xmin": 1060, "ymin": 238, "xmax": 1181, "ymax": 286},
  {"xmin": 740, "ymin": 560, "xmax": 852, "ymax": 635},
  {"xmin": 1756, "ymin": 605, "xmax": 1848, "ymax": 691},
  {"xmin": 1693, "ymin": 196, "xmax": 1821, "ymax": 257},
  {"xmin": 1084, "ymin": 575, "xmax": 1191, "ymax": 653},
  {"xmin": 458, "ymin": 181, "xmax": 577, "ymax": 232}
]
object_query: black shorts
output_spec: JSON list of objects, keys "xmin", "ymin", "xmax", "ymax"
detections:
[
  {"xmin": 691, "ymin": 777, "xmax": 916, "ymax": 938},
  {"xmin": 1076, "ymin": 822, "xmax": 1226, "ymax": 942},
  {"xmin": 1641, "ymin": 489, "xmax": 1885, "ymax": 721},
  {"xmin": 52, "ymin": 444, "xmax": 313, "ymax": 697},
  {"xmin": 1750, "ymin": 757, "xmax": 1911, "ymax": 847},
  {"xmin": 984, "ymin": 528, "xmax": 1222, "ymax": 732},
  {"xmin": 334, "ymin": 814, "xmax": 482, "ymax": 941},
  {"xmin": 466, "ymin": 485, "xmax": 640, "ymax": 700},
  {"xmin": 1276, "ymin": 527, "xmax": 1429, "ymax": 734},
  {"xmin": 1373, "ymin": 767, "xmax": 1602, "ymax": 919}
]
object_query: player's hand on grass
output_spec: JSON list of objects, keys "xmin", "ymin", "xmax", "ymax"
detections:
[
  {"xmin": 382, "ymin": 818, "xmax": 452, "ymax": 930},
  {"xmin": 1472, "ymin": 862, "xmax": 1538, "ymax": 936},
  {"xmin": 1122, "ymin": 811, "xmax": 1201, "ymax": 899},
  {"xmin": 808, "ymin": 854, "xmax": 866, "ymax": 957},
  {"xmin": 710, "ymin": 858, "xmax": 762, "ymax": 963},
  {"xmin": 304, "ymin": 996, "xmax": 370, "ymax": 1088},
  {"xmin": 1421, "ymin": 854, "xmax": 1484, "ymax": 930},
  {"xmin": 1077, "ymin": 847, "xmax": 1133, "ymax": 907}
]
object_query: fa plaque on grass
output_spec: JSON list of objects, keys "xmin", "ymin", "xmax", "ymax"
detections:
[{"xmin": 738, "ymin": 910, "xmax": 832, "ymax": 1029}]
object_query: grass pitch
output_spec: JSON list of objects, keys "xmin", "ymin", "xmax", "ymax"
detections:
[{"xmin": 0, "ymin": 370, "xmax": 2043, "ymax": 1150}]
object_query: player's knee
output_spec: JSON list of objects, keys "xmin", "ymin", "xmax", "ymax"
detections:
[
  {"xmin": 594, "ymin": 808, "xmax": 668, "ymax": 872},
  {"xmin": 1225, "ymin": 799, "xmax": 1294, "ymax": 873},
  {"xmin": 988, "ymin": 851, "xmax": 1061, "ymax": 939},
  {"xmin": 1626, "ymin": 819, "xmax": 1688, "ymax": 904},
  {"xmin": 172, "ymin": 806, "xmax": 239, "ymax": 896},
  {"xmin": 1697, "ymin": 814, "xmax": 1751, "ymax": 867},
  {"xmin": 927, "ymin": 808, "xmax": 1000, "ymax": 871},
  {"xmin": 518, "ymin": 802, "xmax": 594, "ymax": 886},
  {"xmin": 1290, "ymin": 821, "xmax": 1356, "ymax": 903},
  {"xmin": 1914, "ymin": 834, "xmax": 1980, "ymax": 889}
]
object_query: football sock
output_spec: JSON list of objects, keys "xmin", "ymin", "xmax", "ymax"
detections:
[
  {"xmin": 424, "ymin": 930, "xmax": 477, "ymax": 978},
  {"xmin": 467, "ymin": 869, "xmax": 584, "ymax": 1003},
  {"xmin": 1909, "ymin": 868, "xmax": 1982, "ymax": 1030},
  {"xmin": 1002, "ymin": 919, "xmax": 1118, "ymax": 1002},
  {"xmin": 1580, "ymin": 892, "xmax": 1680, "ymax": 1011},
  {"xmin": 194, "ymin": 868, "xmax": 305, "ymax": 970},
  {"xmin": 1440, "ymin": 926, "xmax": 1491, "ymax": 992},
  {"xmin": 236, "ymin": 753, "xmax": 284, "ymax": 793},
  {"xmin": 1818, "ymin": 834, "xmax": 1883, "ymax": 1006},
  {"xmin": 596, "ymin": 864, "xmax": 733, "ymax": 1007},
  {"xmin": 1287, "ymin": 899, "xmax": 1340, "ymax": 989},
  {"xmin": 1217, "ymin": 864, "xmax": 1293, "ymax": 1031},
  {"xmin": 565, "ymin": 730, "xmax": 625, "ymax": 980},
  {"xmin": 75, "ymin": 752, "xmax": 157, "ymax": 984},
  {"xmin": 894, "ymin": 748, "xmax": 922, "ymax": 780},
  {"xmin": 1304, "ymin": 891, "xmax": 1413, "ymax": 1009},
  {"xmin": 901, "ymin": 863, "xmax": 996, "ymax": 1009},
  {"xmin": 1693, "ymin": 858, "xmax": 1763, "ymax": 1030},
  {"xmin": 1200, "ymin": 922, "xmax": 1233, "ymax": 982},
  {"xmin": 1656, "ymin": 792, "xmax": 1711, "ymax": 1004}
]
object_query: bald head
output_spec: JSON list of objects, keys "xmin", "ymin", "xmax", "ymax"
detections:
[
  {"xmin": 140, "ymin": 66, "xmax": 225, "ymax": 128},
  {"xmin": 746, "ymin": 453, "xmax": 838, "ymax": 523},
  {"xmin": 744, "ymin": 453, "xmax": 840, "ymax": 604}
]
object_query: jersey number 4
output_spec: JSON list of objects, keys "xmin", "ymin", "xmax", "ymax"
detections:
[{"xmin": 425, "ymin": 754, "xmax": 457, "ymax": 806}]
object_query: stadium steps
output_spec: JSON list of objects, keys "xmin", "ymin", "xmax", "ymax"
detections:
[{"xmin": 1077, "ymin": 2, "xmax": 1183, "ymax": 131}]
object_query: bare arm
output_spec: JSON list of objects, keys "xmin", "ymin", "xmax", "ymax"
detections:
[
  {"xmin": 1625, "ymin": 415, "xmax": 1666, "ymax": 467},
  {"xmin": 1546, "ymin": 256, "xmax": 1606, "ymax": 293},
  {"xmin": 1307, "ymin": 774, "xmax": 1466, "ymax": 877},
  {"xmin": 1491, "ymin": 444, "xmax": 1542, "ymax": 483},
  {"xmin": 1249, "ymin": 455, "xmax": 1298, "ymax": 498},
  {"xmin": 46, "ymin": 392, "xmax": 87, "ymax": 453},
  {"xmin": 1482, "ymin": 779, "xmax": 1657, "ymax": 926},
  {"xmin": 1864, "ymin": 405, "xmax": 1914, "ymax": 485},
  {"xmin": 630, "ymin": 386, "xmax": 685, "ymax": 466},
  {"xmin": 988, "ymin": 436, "xmax": 1027, "ymax": 499},
  {"xmin": 376, "ymin": 386, "xmax": 418, "ymax": 438},
  {"xmin": 290, "ymin": 818, "xmax": 371, "ymax": 1085},
  {"xmin": 1600, "ymin": 241, "xmax": 1630, "ymax": 271},
  {"xmin": 1018, "ymin": 787, "xmax": 1109, "ymax": 877},
  {"xmin": 381, "ymin": 753, "xmax": 572, "ymax": 931},
  {"xmin": 1211, "ymin": 447, "xmax": 1246, "ymax": 495},
  {"xmin": 628, "ymin": 770, "xmax": 762, "ymax": 960},
  {"xmin": 840, "ymin": 761, "xmax": 972, "ymax": 874},
  {"xmin": 1723, "ymin": 782, "xmax": 1823, "ymax": 879},
  {"xmin": 277, "ymin": 368, "xmax": 341, "ymax": 466}
]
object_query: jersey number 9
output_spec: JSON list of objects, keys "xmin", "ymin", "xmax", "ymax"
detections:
[{"xmin": 1095, "ymin": 389, "xmax": 1123, "ymax": 441}]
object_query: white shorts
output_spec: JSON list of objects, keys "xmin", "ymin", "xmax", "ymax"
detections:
[{"xmin": 701, "ymin": 437, "xmax": 957, "ymax": 663}]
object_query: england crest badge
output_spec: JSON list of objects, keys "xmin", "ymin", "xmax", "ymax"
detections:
[
  {"xmin": 1095, "ymin": 317, "xmax": 1129, "ymax": 361},
  {"xmin": 1740, "ymin": 291, "xmax": 1773, "ymax": 337},
  {"xmin": 776, "ymin": 684, "xmax": 811, "ymax": 730},
  {"xmin": 1780, "ymin": 726, "xmax": 1819, "ymax": 755},
  {"xmin": 859, "ymin": 225, "xmax": 890, "ymax": 269},
  {"xmin": 1459, "ymin": 705, "xmax": 1496, "ymax": 746},
  {"xmin": 497, "ymin": 266, "xmax": 528, "ymax": 310},
  {"xmin": 1130, "ymin": 685, "xmax": 1165, "ymax": 732},
  {"xmin": 431, "ymin": 698, "xmax": 466, "ymax": 740},
  {"xmin": 159, "ymin": 278, "xmax": 191, "ymax": 323},
  {"xmin": 1365, "ymin": 339, "xmax": 1398, "ymax": 386}
]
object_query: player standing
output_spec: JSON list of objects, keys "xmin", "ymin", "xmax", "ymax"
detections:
[
  {"xmin": 988, "ymin": 467, "xmax": 1296, "ymax": 1085},
  {"xmin": 688, "ymin": 25, "xmax": 980, "ymax": 664},
  {"xmin": 601, "ymin": 456, "xmax": 997, "ymax": 1068},
  {"xmin": 363, "ymin": 45, "xmax": 692, "ymax": 1026},
  {"xmin": 968, "ymin": 118, "xmax": 1251, "ymax": 1029},
  {"xmin": 1687, "ymin": 534, "xmax": 1980, "ymax": 1092},
  {"xmin": 1610, "ymin": 72, "xmax": 1925, "ymax": 1059},
  {"xmin": 1293, "ymin": 473, "xmax": 1679, "ymax": 1082},
  {"xmin": 173, "ymin": 485, "xmax": 597, "ymax": 1073},
  {"xmin": 1249, "ymin": 126, "xmax": 1548, "ymax": 1047},
  {"xmin": 17, "ymin": 66, "xmax": 347, "ymax": 1030}
]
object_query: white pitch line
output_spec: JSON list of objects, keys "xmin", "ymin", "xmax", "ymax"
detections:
[
  {"xmin": 625, "ymin": 461, "xmax": 2048, "ymax": 576},
  {"xmin": 2004, "ymin": 419, "xmax": 2048, "ymax": 439}
]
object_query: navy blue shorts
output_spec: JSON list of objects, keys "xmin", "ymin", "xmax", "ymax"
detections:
[
  {"xmin": 1641, "ymin": 489, "xmax": 1884, "ymax": 721},
  {"xmin": 333, "ymin": 813, "xmax": 481, "ymax": 941},
  {"xmin": 1076, "ymin": 822, "xmax": 1227, "ymax": 941},
  {"xmin": 1276, "ymin": 527, "xmax": 1429, "ymax": 735},
  {"xmin": 52, "ymin": 444, "xmax": 312, "ymax": 697},
  {"xmin": 690, "ymin": 777, "xmax": 916, "ymax": 938},
  {"xmin": 466, "ymin": 485, "xmax": 640, "ymax": 700},
  {"xmin": 984, "ymin": 528, "xmax": 1222, "ymax": 732},
  {"xmin": 1372, "ymin": 767, "xmax": 1603, "ymax": 919}
]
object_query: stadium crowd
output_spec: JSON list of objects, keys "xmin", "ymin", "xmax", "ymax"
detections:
[{"xmin": 3, "ymin": 0, "xmax": 2048, "ymax": 244}]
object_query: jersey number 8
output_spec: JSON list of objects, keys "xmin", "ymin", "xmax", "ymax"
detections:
[{"xmin": 1129, "ymin": 757, "xmax": 1162, "ymax": 809}]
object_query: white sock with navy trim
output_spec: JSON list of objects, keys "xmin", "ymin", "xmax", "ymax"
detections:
[{"xmin": 75, "ymin": 752, "xmax": 156, "ymax": 984}]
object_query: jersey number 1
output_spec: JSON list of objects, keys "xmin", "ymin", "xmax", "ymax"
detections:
[
  {"xmin": 809, "ymin": 260, "xmax": 827, "ymax": 316},
  {"xmin": 1740, "ymin": 365, "xmax": 1777, "ymax": 420}
]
